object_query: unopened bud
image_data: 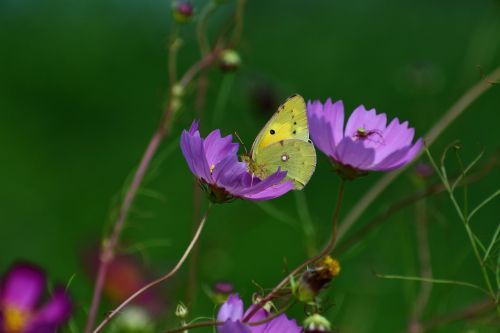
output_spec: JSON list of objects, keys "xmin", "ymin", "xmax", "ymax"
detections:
[
  {"xmin": 110, "ymin": 306, "xmax": 154, "ymax": 333},
  {"xmin": 219, "ymin": 49, "xmax": 241, "ymax": 72},
  {"xmin": 414, "ymin": 163, "xmax": 433, "ymax": 179},
  {"xmin": 175, "ymin": 302, "xmax": 188, "ymax": 319},
  {"xmin": 172, "ymin": 83, "xmax": 184, "ymax": 98},
  {"xmin": 210, "ymin": 281, "xmax": 234, "ymax": 304},
  {"xmin": 304, "ymin": 314, "xmax": 332, "ymax": 333},
  {"xmin": 172, "ymin": 1, "xmax": 194, "ymax": 24}
]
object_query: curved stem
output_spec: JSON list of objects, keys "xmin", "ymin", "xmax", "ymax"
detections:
[
  {"xmin": 92, "ymin": 205, "xmax": 213, "ymax": 333},
  {"xmin": 337, "ymin": 66, "xmax": 500, "ymax": 241},
  {"xmin": 165, "ymin": 320, "xmax": 222, "ymax": 333},
  {"xmin": 163, "ymin": 299, "xmax": 296, "ymax": 333},
  {"xmin": 243, "ymin": 180, "xmax": 346, "ymax": 322},
  {"xmin": 83, "ymin": 48, "xmax": 221, "ymax": 333}
]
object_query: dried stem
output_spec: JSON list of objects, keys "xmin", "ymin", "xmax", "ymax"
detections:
[
  {"xmin": 243, "ymin": 180, "xmax": 346, "ymax": 322},
  {"xmin": 337, "ymin": 66, "xmax": 500, "ymax": 241},
  {"xmin": 84, "ymin": 48, "xmax": 221, "ymax": 333},
  {"xmin": 92, "ymin": 205, "xmax": 213, "ymax": 333}
]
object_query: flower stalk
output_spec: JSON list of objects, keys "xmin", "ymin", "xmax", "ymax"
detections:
[
  {"xmin": 84, "ymin": 48, "xmax": 222, "ymax": 333},
  {"xmin": 243, "ymin": 180, "xmax": 346, "ymax": 322},
  {"xmin": 92, "ymin": 204, "xmax": 213, "ymax": 333}
]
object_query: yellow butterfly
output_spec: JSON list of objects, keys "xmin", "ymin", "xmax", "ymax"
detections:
[{"xmin": 242, "ymin": 94, "xmax": 317, "ymax": 190}]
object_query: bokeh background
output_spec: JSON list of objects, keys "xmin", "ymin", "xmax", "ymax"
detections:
[{"xmin": 1, "ymin": 0, "xmax": 499, "ymax": 332}]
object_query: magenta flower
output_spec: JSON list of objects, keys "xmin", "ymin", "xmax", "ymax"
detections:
[
  {"xmin": 0, "ymin": 262, "xmax": 72, "ymax": 333},
  {"xmin": 307, "ymin": 99, "xmax": 423, "ymax": 179},
  {"xmin": 217, "ymin": 294, "xmax": 301, "ymax": 333},
  {"xmin": 180, "ymin": 121, "xmax": 293, "ymax": 203}
]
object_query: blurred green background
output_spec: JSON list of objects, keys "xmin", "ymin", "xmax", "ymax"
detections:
[{"xmin": 1, "ymin": 0, "xmax": 499, "ymax": 332}]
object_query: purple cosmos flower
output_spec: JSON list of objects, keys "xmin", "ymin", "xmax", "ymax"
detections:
[
  {"xmin": 217, "ymin": 294, "xmax": 301, "ymax": 333},
  {"xmin": 307, "ymin": 99, "xmax": 423, "ymax": 179},
  {"xmin": 0, "ymin": 262, "xmax": 72, "ymax": 333},
  {"xmin": 180, "ymin": 121, "xmax": 293, "ymax": 203}
]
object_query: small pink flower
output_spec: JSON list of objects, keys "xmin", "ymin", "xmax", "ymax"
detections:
[
  {"xmin": 217, "ymin": 294, "xmax": 301, "ymax": 333},
  {"xmin": 0, "ymin": 262, "xmax": 72, "ymax": 333},
  {"xmin": 307, "ymin": 99, "xmax": 423, "ymax": 179},
  {"xmin": 180, "ymin": 121, "xmax": 293, "ymax": 203}
]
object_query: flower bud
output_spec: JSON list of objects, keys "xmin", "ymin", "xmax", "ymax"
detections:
[
  {"xmin": 175, "ymin": 302, "xmax": 189, "ymax": 319},
  {"xmin": 303, "ymin": 314, "xmax": 332, "ymax": 333},
  {"xmin": 171, "ymin": 83, "xmax": 184, "ymax": 98},
  {"xmin": 211, "ymin": 281, "xmax": 234, "ymax": 304},
  {"xmin": 109, "ymin": 306, "xmax": 154, "ymax": 333},
  {"xmin": 293, "ymin": 256, "xmax": 340, "ymax": 303},
  {"xmin": 172, "ymin": 1, "xmax": 194, "ymax": 24},
  {"xmin": 413, "ymin": 163, "xmax": 433, "ymax": 179},
  {"xmin": 219, "ymin": 49, "xmax": 241, "ymax": 72}
]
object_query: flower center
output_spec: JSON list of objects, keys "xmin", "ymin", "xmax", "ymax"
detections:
[
  {"xmin": 210, "ymin": 163, "xmax": 216, "ymax": 174},
  {"xmin": 2, "ymin": 304, "xmax": 31, "ymax": 333}
]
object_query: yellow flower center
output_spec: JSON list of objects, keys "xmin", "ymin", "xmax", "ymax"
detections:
[
  {"xmin": 316, "ymin": 256, "xmax": 341, "ymax": 278},
  {"xmin": 210, "ymin": 164, "xmax": 216, "ymax": 174},
  {"xmin": 3, "ymin": 305, "xmax": 30, "ymax": 333}
]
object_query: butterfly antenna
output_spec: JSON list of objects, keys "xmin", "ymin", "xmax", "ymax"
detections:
[{"xmin": 233, "ymin": 131, "xmax": 248, "ymax": 154}]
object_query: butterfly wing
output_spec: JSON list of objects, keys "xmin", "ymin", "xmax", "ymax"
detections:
[
  {"xmin": 251, "ymin": 94, "xmax": 309, "ymax": 160},
  {"xmin": 255, "ymin": 139, "xmax": 317, "ymax": 190}
]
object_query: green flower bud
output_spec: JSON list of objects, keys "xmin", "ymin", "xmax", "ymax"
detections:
[
  {"xmin": 219, "ymin": 49, "xmax": 241, "ymax": 72},
  {"xmin": 303, "ymin": 314, "xmax": 332, "ymax": 333},
  {"xmin": 109, "ymin": 306, "xmax": 154, "ymax": 333},
  {"xmin": 175, "ymin": 302, "xmax": 189, "ymax": 319},
  {"xmin": 172, "ymin": 1, "xmax": 194, "ymax": 24}
]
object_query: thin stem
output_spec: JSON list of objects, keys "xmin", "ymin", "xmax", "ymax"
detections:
[
  {"xmin": 426, "ymin": 148, "xmax": 496, "ymax": 300},
  {"xmin": 294, "ymin": 191, "xmax": 318, "ymax": 256},
  {"xmin": 375, "ymin": 274, "xmax": 490, "ymax": 295},
  {"xmin": 84, "ymin": 131, "xmax": 163, "ymax": 333},
  {"xmin": 164, "ymin": 321, "xmax": 223, "ymax": 333},
  {"xmin": 407, "ymin": 198, "xmax": 433, "ymax": 333},
  {"xmin": 336, "ymin": 159, "xmax": 496, "ymax": 255},
  {"xmin": 421, "ymin": 299, "xmax": 495, "ymax": 331},
  {"xmin": 337, "ymin": 66, "xmax": 500, "ymax": 241},
  {"xmin": 84, "ymin": 49, "xmax": 221, "ymax": 333},
  {"xmin": 230, "ymin": 0, "xmax": 246, "ymax": 47},
  {"xmin": 248, "ymin": 299, "xmax": 296, "ymax": 326},
  {"xmin": 163, "ymin": 300, "xmax": 296, "ymax": 333},
  {"xmin": 211, "ymin": 73, "xmax": 236, "ymax": 127},
  {"xmin": 243, "ymin": 180, "xmax": 346, "ymax": 322},
  {"xmin": 92, "ymin": 205, "xmax": 213, "ymax": 333}
]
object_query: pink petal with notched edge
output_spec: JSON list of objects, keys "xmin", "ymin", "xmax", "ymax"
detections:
[
  {"xmin": 219, "ymin": 321, "xmax": 252, "ymax": 333},
  {"xmin": 238, "ymin": 169, "xmax": 288, "ymax": 196},
  {"xmin": 373, "ymin": 138, "xmax": 423, "ymax": 171},
  {"xmin": 307, "ymin": 100, "xmax": 422, "ymax": 173},
  {"xmin": 1, "ymin": 263, "xmax": 45, "ymax": 311},
  {"xmin": 263, "ymin": 314, "xmax": 301, "ymax": 333},
  {"xmin": 204, "ymin": 129, "xmax": 239, "ymax": 168},
  {"xmin": 243, "ymin": 305, "xmax": 268, "ymax": 333},
  {"xmin": 187, "ymin": 132, "xmax": 213, "ymax": 182},
  {"xmin": 335, "ymin": 137, "xmax": 375, "ymax": 169},
  {"xmin": 217, "ymin": 294, "xmax": 244, "ymax": 322},
  {"xmin": 26, "ymin": 287, "xmax": 72, "ymax": 333},
  {"xmin": 241, "ymin": 181, "xmax": 294, "ymax": 201}
]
